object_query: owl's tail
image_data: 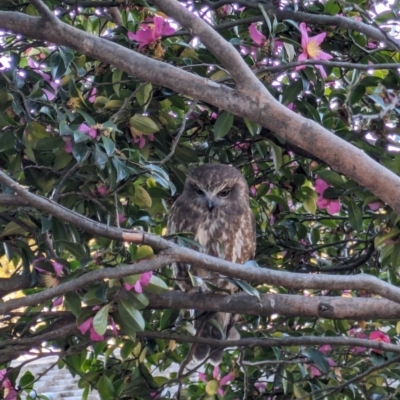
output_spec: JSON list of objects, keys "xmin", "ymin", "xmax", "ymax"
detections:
[{"xmin": 193, "ymin": 311, "xmax": 239, "ymax": 363}]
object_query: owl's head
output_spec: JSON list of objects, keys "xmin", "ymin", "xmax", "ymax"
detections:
[{"xmin": 183, "ymin": 164, "xmax": 250, "ymax": 213}]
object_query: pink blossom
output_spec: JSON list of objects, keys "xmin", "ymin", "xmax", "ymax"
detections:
[
  {"xmin": 249, "ymin": 23, "xmax": 267, "ymax": 46},
  {"xmin": 96, "ymin": 185, "xmax": 108, "ymax": 196},
  {"xmin": 63, "ymin": 137, "xmax": 73, "ymax": 153},
  {"xmin": 296, "ymin": 23, "xmax": 333, "ymax": 78},
  {"xmin": 368, "ymin": 202, "xmax": 380, "ymax": 211},
  {"xmin": 50, "ymin": 260, "xmax": 63, "ymax": 276},
  {"xmin": 234, "ymin": 141, "xmax": 250, "ymax": 151},
  {"xmin": 306, "ymin": 357, "xmax": 336, "ymax": 377},
  {"xmin": 210, "ymin": 112, "xmax": 218, "ymax": 119},
  {"xmin": 254, "ymin": 382, "xmax": 267, "ymax": 393},
  {"xmin": 89, "ymin": 87, "xmax": 97, "ymax": 103},
  {"xmin": 124, "ymin": 271, "xmax": 153, "ymax": 293},
  {"xmin": 198, "ymin": 365, "xmax": 234, "ymax": 396},
  {"xmin": 28, "ymin": 58, "xmax": 58, "ymax": 100},
  {"xmin": 369, "ymin": 330, "xmax": 390, "ymax": 353},
  {"xmin": 118, "ymin": 213, "xmax": 126, "ymax": 224},
  {"xmin": 133, "ymin": 133, "xmax": 154, "ymax": 149},
  {"xmin": 78, "ymin": 317, "xmax": 105, "ymax": 341},
  {"xmin": 348, "ymin": 328, "xmax": 367, "ymax": 353},
  {"xmin": 78, "ymin": 123, "xmax": 98, "ymax": 139},
  {"xmin": 315, "ymin": 179, "xmax": 341, "ymax": 214},
  {"xmin": 33, "ymin": 258, "xmax": 63, "ymax": 276},
  {"xmin": 319, "ymin": 344, "xmax": 332, "ymax": 353},
  {"xmin": 0, "ymin": 369, "xmax": 17, "ymax": 400},
  {"xmin": 52, "ymin": 297, "xmax": 63, "ymax": 307},
  {"xmin": 128, "ymin": 16, "xmax": 175, "ymax": 51}
]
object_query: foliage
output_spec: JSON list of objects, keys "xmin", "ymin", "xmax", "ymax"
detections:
[{"xmin": 0, "ymin": 0, "xmax": 399, "ymax": 399}]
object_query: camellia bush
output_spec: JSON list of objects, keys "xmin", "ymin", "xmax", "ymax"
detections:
[{"xmin": 0, "ymin": 0, "xmax": 400, "ymax": 398}]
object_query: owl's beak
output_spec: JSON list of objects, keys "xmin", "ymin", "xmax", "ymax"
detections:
[{"xmin": 207, "ymin": 199, "xmax": 215, "ymax": 212}]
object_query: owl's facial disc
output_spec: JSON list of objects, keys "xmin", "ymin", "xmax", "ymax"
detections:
[{"xmin": 193, "ymin": 185, "xmax": 233, "ymax": 212}]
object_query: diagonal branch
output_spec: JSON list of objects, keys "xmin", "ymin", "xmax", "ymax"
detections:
[
  {"xmin": 1, "ymin": 186, "xmax": 400, "ymax": 306},
  {"xmin": 152, "ymin": 0, "xmax": 262, "ymax": 91}
]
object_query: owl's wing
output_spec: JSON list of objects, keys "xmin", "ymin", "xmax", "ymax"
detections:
[{"xmin": 167, "ymin": 200, "xmax": 204, "ymax": 293}]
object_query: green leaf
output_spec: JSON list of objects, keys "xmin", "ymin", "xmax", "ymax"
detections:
[
  {"xmin": 118, "ymin": 299, "xmax": 145, "ymax": 331},
  {"xmin": 112, "ymin": 68, "xmax": 123, "ymax": 96},
  {"xmin": 65, "ymin": 292, "xmax": 82, "ymax": 317},
  {"xmin": 146, "ymin": 275, "xmax": 169, "ymax": 294},
  {"xmin": 244, "ymin": 118, "xmax": 261, "ymax": 135},
  {"xmin": 136, "ymin": 83, "xmax": 153, "ymax": 110},
  {"xmin": 232, "ymin": 279, "xmax": 260, "ymax": 301},
  {"xmin": 19, "ymin": 371, "xmax": 34, "ymax": 389},
  {"xmin": 268, "ymin": 141, "xmax": 283, "ymax": 171},
  {"xmin": 307, "ymin": 348, "xmax": 329, "ymax": 374},
  {"xmin": 98, "ymin": 375, "xmax": 115, "ymax": 400},
  {"xmin": 347, "ymin": 201, "xmax": 363, "ymax": 232},
  {"xmin": 375, "ymin": 227, "xmax": 400, "ymax": 248},
  {"xmin": 130, "ymin": 114, "xmax": 160, "ymax": 134},
  {"xmin": 214, "ymin": 111, "xmax": 234, "ymax": 139},
  {"xmin": 120, "ymin": 340, "xmax": 136, "ymax": 359},
  {"xmin": 102, "ymin": 136, "xmax": 116, "ymax": 157},
  {"xmin": 93, "ymin": 304, "xmax": 111, "ymax": 335}
]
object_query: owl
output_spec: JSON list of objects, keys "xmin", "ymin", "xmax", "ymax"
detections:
[{"xmin": 167, "ymin": 164, "xmax": 256, "ymax": 363}]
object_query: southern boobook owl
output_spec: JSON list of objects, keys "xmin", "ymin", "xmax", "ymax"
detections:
[{"xmin": 167, "ymin": 163, "xmax": 256, "ymax": 362}]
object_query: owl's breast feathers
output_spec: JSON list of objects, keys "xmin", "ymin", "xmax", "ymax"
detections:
[{"xmin": 168, "ymin": 198, "xmax": 255, "ymax": 292}]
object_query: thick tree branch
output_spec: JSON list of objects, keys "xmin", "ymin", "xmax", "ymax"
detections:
[
  {"xmin": 153, "ymin": 0, "xmax": 261, "ymax": 91},
  {"xmin": 147, "ymin": 292, "xmax": 400, "ymax": 320},
  {"xmin": 137, "ymin": 331, "xmax": 400, "ymax": 354},
  {"xmin": 1, "ymin": 188, "xmax": 400, "ymax": 307},
  {"xmin": 1, "ymin": 11, "xmax": 400, "ymax": 215}
]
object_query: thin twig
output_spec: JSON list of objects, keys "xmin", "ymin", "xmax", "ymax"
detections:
[{"xmin": 153, "ymin": 100, "xmax": 199, "ymax": 165}]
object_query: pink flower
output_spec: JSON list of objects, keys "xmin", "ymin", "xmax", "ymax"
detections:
[
  {"xmin": 254, "ymin": 382, "xmax": 267, "ymax": 393},
  {"xmin": 28, "ymin": 58, "xmax": 58, "ymax": 100},
  {"xmin": 52, "ymin": 297, "xmax": 63, "ymax": 307},
  {"xmin": 78, "ymin": 317, "xmax": 105, "ymax": 341},
  {"xmin": 315, "ymin": 179, "xmax": 341, "ymax": 214},
  {"xmin": 133, "ymin": 133, "xmax": 154, "ymax": 149},
  {"xmin": 50, "ymin": 260, "xmax": 63, "ymax": 276},
  {"xmin": 128, "ymin": 16, "xmax": 175, "ymax": 51},
  {"xmin": 249, "ymin": 23, "xmax": 267, "ymax": 46},
  {"xmin": 88, "ymin": 87, "xmax": 97, "ymax": 103},
  {"xmin": 319, "ymin": 344, "xmax": 332, "ymax": 353},
  {"xmin": 33, "ymin": 258, "xmax": 63, "ymax": 276},
  {"xmin": 0, "ymin": 369, "xmax": 17, "ymax": 400},
  {"xmin": 368, "ymin": 202, "xmax": 380, "ymax": 211},
  {"xmin": 234, "ymin": 142, "xmax": 250, "ymax": 151},
  {"xmin": 369, "ymin": 330, "xmax": 390, "ymax": 353},
  {"xmin": 118, "ymin": 213, "xmax": 126, "ymax": 224},
  {"xmin": 306, "ymin": 357, "xmax": 336, "ymax": 377},
  {"xmin": 198, "ymin": 365, "xmax": 234, "ymax": 396},
  {"xmin": 63, "ymin": 137, "xmax": 73, "ymax": 153},
  {"xmin": 78, "ymin": 123, "xmax": 98, "ymax": 139},
  {"xmin": 124, "ymin": 271, "xmax": 153, "ymax": 293},
  {"xmin": 296, "ymin": 23, "xmax": 333, "ymax": 78},
  {"xmin": 96, "ymin": 185, "xmax": 108, "ymax": 196},
  {"xmin": 348, "ymin": 328, "xmax": 367, "ymax": 353}
]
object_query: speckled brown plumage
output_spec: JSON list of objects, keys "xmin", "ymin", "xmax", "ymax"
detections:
[{"xmin": 167, "ymin": 164, "xmax": 256, "ymax": 362}]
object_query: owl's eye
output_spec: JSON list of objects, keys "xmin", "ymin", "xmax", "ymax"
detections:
[
  {"xmin": 195, "ymin": 188, "xmax": 205, "ymax": 196},
  {"xmin": 218, "ymin": 189, "xmax": 231, "ymax": 198}
]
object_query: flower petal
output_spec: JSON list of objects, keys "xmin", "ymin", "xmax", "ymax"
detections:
[
  {"xmin": 249, "ymin": 23, "xmax": 266, "ymax": 46},
  {"xmin": 315, "ymin": 64, "xmax": 327, "ymax": 78},
  {"xmin": 299, "ymin": 22, "xmax": 309, "ymax": 51},
  {"xmin": 213, "ymin": 365, "xmax": 220, "ymax": 380},
  {"xmin": 90, "ymin": 327, "xmax": 105, "ymax": 341},
  {"xmin": 198, "ymin": 372, "xmax": 207, "ymax": 382},
  {"xmin": 139, "ymin": 271, "xmax": 153, "ymax": 286},
  {"xmin": 309, "ymin": 32, "xmax": 326, "ymax": 46},
  {"xmin": 78, "ymin": 318, "xmax": 92, "ymax": 335},
  {"xmin": 328, "ymin": 200, "xmax": 341, "ymax": 214},
  {"xmin": 315, "ymin": 179, "xmax": 329, "ymax": 195},
  {"xmin": 219, "ymin": 373, "xmax": 234, "ymax": 386}
]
